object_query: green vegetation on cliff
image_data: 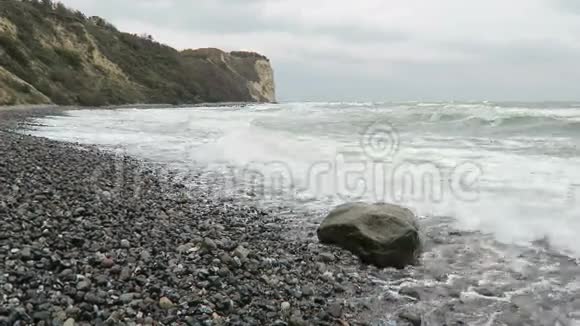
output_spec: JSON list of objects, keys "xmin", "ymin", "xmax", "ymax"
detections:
[{"xmin": 0, "ymin": 0, "xmax": 275, "ymax": 106}]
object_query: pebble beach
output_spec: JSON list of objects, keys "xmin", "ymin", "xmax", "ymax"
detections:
[{"xmin": 0, "ymin": 107, "xmax": 385, "ymax": 326}]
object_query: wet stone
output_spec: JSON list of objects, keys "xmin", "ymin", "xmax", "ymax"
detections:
[
  {"xmin": 32, "ymin": 311, "xmax": 51, "ymax": 321},
  {"xmin": 318, "ymin": 252, "xmax": 335, "ymax": 263},
  {"xmin": 475, "ymin": 287, "xmax": 503, "ymax": 298},
  {"xmin": 120, "ymin": 239, "xmax": 131, "ymax": 248},
  {"xmin": 159, "ymin": 297, "xmax": 174, "ymax": 309},
  {"xmin": 281, "ymin": 301, "xmax": 291, "ymax": 312},
  {"xmin": 63, "ymin": 318, "xmax": 75, "ymax": 326},
  {"xmin": 301, "ymin": 286, "xmax": 314, "ymax": 297},
  {"xmin": 327, "ymin": 303, "xmax": 342, "ymax": 318},
  {"xmin": 76, "ymin": 281, "xmax": 91, "ymax": 291},
  {"xmin": 203, "ymin": 238, "xmax": 218, "ymax": 251},
  {"xmin": 400, "ymin": 310, "xmax": 422, "ymax": 326},
  {"xmin": 101, "ymin": 257, "xmax": 115, "ymax": 268},
  {"xmin": 399, "ymin": 287, "xmax": 421, "ymax": 300}
]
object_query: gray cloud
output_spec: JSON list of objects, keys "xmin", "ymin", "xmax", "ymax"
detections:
[
  {"xmin": 60, "ymin": 0, "xmax": 580, "ymax": 101},
  {"xmin": 443, "ymin": 39, "xmax": 580, "ymax": 65},
  {"xmin": 62, "ymin": 0, "xmax": 408, "ymax": 45},
  {"xmin": 556, "ymin": 0, "xmax": 580, "ymax": 14}
]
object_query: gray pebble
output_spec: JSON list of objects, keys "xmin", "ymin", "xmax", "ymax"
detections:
[
  {"xmin": 318, "ymin": 252, "xmax": 335, "ymax": 263},
  {"xmin": 203, "ymin": 238, "xmax": 218, "ymax": 251},
  {"xmin": 76, "ymin": 280, "xmax": 91, "ymax": 291},
  {"xmin": 120, "ymin": 239, "xmax": 130, "ymax": 248}
]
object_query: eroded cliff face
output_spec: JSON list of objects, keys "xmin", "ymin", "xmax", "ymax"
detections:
[
  {"xmin": 181, "ymin": 48, "xmax": 276, "ymax": 103},
  {"xmin": 249, "ymin": 58, "xmax": 276, "ymax": 103},
  {"xmin": 228, "ymin": 51, "xmax": 276, "ymax": 103},
  {"xmin": 0, "ymin": 1, "xmax": 276, "ymax": 106}
]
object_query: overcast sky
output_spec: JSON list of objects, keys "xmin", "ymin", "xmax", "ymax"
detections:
[{"xmin": 59, "ymin": 0, "xmax": 580, "ymax": 102}]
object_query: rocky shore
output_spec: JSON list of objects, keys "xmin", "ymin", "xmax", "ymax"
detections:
[
  {"xmin": 0, "ymin": 107, "xmax": 385, "ymax": 325},
  {"xmin": 3, "ymin": 106, "xmax": 578, "ymax": 325}
]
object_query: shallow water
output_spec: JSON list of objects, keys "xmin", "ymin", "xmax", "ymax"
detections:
[{"xmin": 28, "ymin": 102, "xmax": 580, "ymax": 324}]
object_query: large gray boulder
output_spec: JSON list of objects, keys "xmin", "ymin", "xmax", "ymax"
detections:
[{"xmin": 317, "ymin": 202, "xmax": 421, "ymax": 269}]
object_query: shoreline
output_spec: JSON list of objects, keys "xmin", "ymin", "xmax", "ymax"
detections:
[
  {"xmin": 3, "ymin": 105, "xmax": 580, "ymax": 325},
  {"xmin": 0, "ymin": 106, "xmax": 384, "ymax": 325},
  {"xmin": 0, "ymin": 103, "xmax": 265, "ymax": 134},
  {"xmin": 0, "ymin": 102, "xmax": 265, "ymax": 111}
]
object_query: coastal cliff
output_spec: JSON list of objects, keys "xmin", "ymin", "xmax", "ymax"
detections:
[
  {"xmin": 0, "ymin": 0, "xmax": 276, "ymax": 106},
  {"xmin": 181, "ymin": 48, "xmax": 276, "ymax": 103}
]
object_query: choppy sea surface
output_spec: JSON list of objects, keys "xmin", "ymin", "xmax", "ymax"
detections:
[{"xmin": 29, "ymin": 102, "xmax": 580, "ymax": 325}]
